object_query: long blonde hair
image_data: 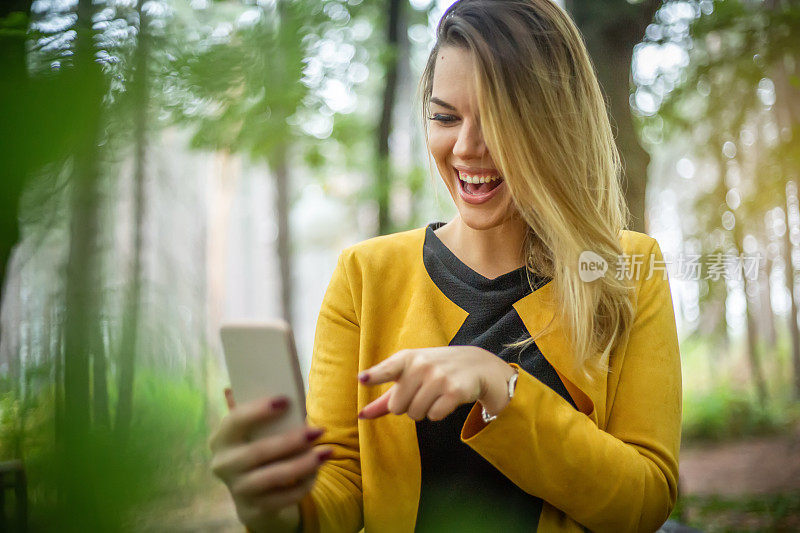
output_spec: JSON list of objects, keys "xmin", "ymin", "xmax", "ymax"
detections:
[{"xmin": 418, "ymin": 0, "xmax": 635, "ymax": 381}]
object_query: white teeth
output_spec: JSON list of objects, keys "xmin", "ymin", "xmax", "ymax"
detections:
[{"xmin": 456, "ymin": 170, "xmax": 502, "ymax": 184}]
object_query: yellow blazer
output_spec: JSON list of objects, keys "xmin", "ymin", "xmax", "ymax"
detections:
[{"xmin": 297, "ymin": 225, "xmax": 682, "ymax": 533}]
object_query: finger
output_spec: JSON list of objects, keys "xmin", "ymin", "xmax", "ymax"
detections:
[
  {"xmin": 210, "ymin": 395, "xmax": 289, "ymax": 451},
  {"xmin": 358, "ymin": 350, "xmax": 409, "ymax": 385},
  {"xmin": 406, "ymin": 380, "xmax": 445, "ymax": 421},
  {"xmin": 231, "ymin": 446, "xmax": 331, "ymax": 498},
  {"xmin": 425, "ymin": 392, "xmax": 459, "ymax": 422},
  {"xmin": 385, "ymin": 369, "xmax": 425, "ymax": 417},
  {"xmin": 358, "ymin": 387, "xmax": 393, "ymax": 419},
  {"xmin": 224, "ymin": 387, "xmax": 236, "ymax": 410},
  {"xmin": 211, "ymin": 425, "xmax": 325, "ymax": 481}
]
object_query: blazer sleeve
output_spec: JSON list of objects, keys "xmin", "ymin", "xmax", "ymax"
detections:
[
  {"xmin": 298, "ymin": 250, "xmax": 364, "ymax": 533},
  {"xmin": 459, "ymin": 238, "xmax": 682, "ymax": 533}
]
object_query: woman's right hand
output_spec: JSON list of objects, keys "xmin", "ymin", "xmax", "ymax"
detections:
[{"xmin": 209, "ymin": 388, "xmax": 330, "ymax": 533}]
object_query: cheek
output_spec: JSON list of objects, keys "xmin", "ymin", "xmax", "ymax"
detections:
[{"xmin": 427, "ymin": 129, "xmax": 453, "ymax": 162}]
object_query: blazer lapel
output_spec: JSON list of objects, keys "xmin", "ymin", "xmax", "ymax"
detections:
[{"xmin": 513, "ymin": 281, "xmax": 603, "ymax": 425}]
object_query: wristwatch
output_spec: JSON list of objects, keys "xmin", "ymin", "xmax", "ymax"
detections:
[{"xmin": 481, "ymin": 368, "xmax": 519, "ymax": 423}]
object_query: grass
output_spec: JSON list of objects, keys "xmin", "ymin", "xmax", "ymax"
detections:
[
  {"xmin": 0, "ymin": 368, "xmax": 213, "ymax": 532},
  {"xmin": 671, "ymin": 491, "xmax": 800, "ymax": 532},
  {"xmin": 682, "ymin": 380, "xmax": 800, "ymax": 443},
  {"xmin": 679, "ymin": 329, "xmax": 800, "ymax": 444}
]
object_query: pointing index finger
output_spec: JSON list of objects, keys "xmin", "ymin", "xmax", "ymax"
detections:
[
  {"xmin": 358, "ymin": 350, "xmax": 409, "ymax": 385},
  {"xmin": 358, "ymin": 387, "xmax": 393, "ymax": 419}
]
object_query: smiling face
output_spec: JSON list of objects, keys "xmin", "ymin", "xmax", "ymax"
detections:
[{"xmin": 426, "ymin": 45, "xmax": 519, "ymax": 230}]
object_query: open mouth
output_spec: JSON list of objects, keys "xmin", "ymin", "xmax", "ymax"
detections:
[{"xmin": 454, "ymin": 167, "xmax": 505, "ymax": 203}]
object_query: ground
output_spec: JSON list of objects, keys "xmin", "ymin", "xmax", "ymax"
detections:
[{"xmin": 673, "ymin": 421, "xmax": 800, "ymax": 531}]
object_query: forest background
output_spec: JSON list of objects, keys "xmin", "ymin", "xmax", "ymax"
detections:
[{"xmin": 1, "ymin": 0, "xmax": 799, "ymax": 530}]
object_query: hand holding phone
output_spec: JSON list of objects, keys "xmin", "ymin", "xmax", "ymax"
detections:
[{"xmin": 211, "ymin": 320, "xmax": 330, "ymax": 532}]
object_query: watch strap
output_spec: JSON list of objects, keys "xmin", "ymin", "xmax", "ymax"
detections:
[{"xmin": 480, "ymin": 368, "xmax": 519, "ymax": 423}]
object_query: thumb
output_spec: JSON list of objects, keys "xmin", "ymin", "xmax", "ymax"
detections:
[{"xmin": 224, "ymin": 387, "xmax": 236, "ymax": 410}]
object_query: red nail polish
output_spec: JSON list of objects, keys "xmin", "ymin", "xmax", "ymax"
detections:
[
  {"xmin": 271, "ymin": 396, "xmax": 289, "ymax": 410},
  {"xmin": 306, "ymin": 428, "xmax": 324, "ymax": 441},
  {"xmin": 317, "ymin": 448, "xmax": 333, "ymax": 462},
  {"xmin": 358, "ymin": 372, "xmax": 369, "ymax": 383}
]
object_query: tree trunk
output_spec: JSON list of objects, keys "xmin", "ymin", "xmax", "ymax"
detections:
[
  {"xmin": 63, "ymin": 0, "xmax": 102, "ymax": 439},
  {"xmin": 731, "ymin": 208, "xmax": 768, "ymax": 407},
  {"xmin": 766, "ymin": 0, "xmax": 800, "ymax": 399},
  {"xmin": 206, "ymin": 151, "xmax": 239, "ymax": 336},
  {"xmin": 376, "ymin": 0, "xmax": 405, "ymax": 236},
  {"xmin": 0, "ymin": 0, "xmax": 33, "ymax": 348},
  {"xmin": 567, "ymin": 0, "xmax": 662, "ymax": 232},
  {"xmin": 91, "ymin": 319, "xmax": 110, "ymax": 428},
  {"xmin": 273, "ymin": 145, "xmax": 293, "ymax": 328},
  {"xmin": 61, "ymin": 1, "xmax": 104, "ymax": 521},
  {"xmin": 785, "ymin": 182, "xmax": 800, "ymax": 400},
  {"xmin": 759, "ymin": 238, "xmax": 776, "ymax": 351},
  {"xmin": 115, "ymin": 0, "xmax": 149, "ymax": 441},
  {"xmin": 53, "ymin": 304, "xmax": 64, "ymax": 463},
  {"xmin": 703, "ymin": 136, "xmax": 733, "ymax": 371}
]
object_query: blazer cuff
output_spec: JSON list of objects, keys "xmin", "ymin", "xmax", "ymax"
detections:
[{"xmin": 461, "ymin": 362, "xmax": 523, "ymax": 440}]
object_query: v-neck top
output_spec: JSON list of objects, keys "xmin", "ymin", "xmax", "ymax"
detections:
[{"xmin": 414, "ymin": 221, "xmax": 578, "ymax": 531}]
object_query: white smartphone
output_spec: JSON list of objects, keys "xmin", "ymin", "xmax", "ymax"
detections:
[{"xmin": 220, "ymin": 320, "xmax": 307, "ymax": 440}]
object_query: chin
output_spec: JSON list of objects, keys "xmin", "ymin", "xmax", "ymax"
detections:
[{"xmin": 456, "ymin": 206, "xmax": 511, "ymax": 230}]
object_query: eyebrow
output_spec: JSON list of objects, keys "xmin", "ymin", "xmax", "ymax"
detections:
[{"xmin": 430, "ymin": 97, "xmax": 457, "ymax": 111}]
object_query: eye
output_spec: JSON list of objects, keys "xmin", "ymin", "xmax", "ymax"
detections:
[{"xmin": 427, "ymin": 113, "xmax": 458, "ymax": 124}]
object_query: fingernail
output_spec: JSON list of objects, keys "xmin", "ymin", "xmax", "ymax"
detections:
[
  {"xmin": 358, "ymin": 372, "xmax": 369, "ymax": 383},
  {"xmin": 271, "ymin": 396, "xmax": 289, "ymax": 410},
  {"xmin": 317, "ymin": 448, "xmax": 333, "ymax": 462},
  {"xmin": 305, "ymin": 427, "xmax": 324, "ymax": 442},
  {"xmin": 357, "ymin": 410, "xmax": 365, "ymax": 419}
]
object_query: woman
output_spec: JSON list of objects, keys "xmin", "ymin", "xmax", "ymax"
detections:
[{"xmin": 209, "ymin": 1, "xmax": 682, "ymax": 532}]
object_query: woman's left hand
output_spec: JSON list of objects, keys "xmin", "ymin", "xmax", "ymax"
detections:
[{"xmin": 356, "ymin": 346, "xmax": 517, "ymax": 422}]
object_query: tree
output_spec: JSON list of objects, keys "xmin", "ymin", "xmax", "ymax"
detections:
[
  {"xmin": 59, "ymin": 0, "xmax": 107, "ymax": 522},
  {"xmin": 650, "ymin": 0, "xmax": 800, "ymax": 400},
  {"xmin": 567, "ymin": 0, "xmax": 663, "ymax": 233},
  {"xmin": 0, "ymin": 2, "xmax": 32, "ymax": 330},
  {"xmin": 114, "ymin": 0, "xmax": 151, "ymax": 441},
  {"xmin": 171, "ymin": 0, "xmax": 333, "ymax": 328},
  {"xmin": 376, "ymin": 0, "xmax": 407, "ymax": 235}
]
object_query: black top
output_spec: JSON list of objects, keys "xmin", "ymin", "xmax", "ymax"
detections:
[{"xmin": 414, "ymin": 221, "xmax": 578, "ymax": 532}]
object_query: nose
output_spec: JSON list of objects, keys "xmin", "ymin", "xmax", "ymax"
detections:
[{"xmin": 452, "ymin": 118, "xmax": 488, "ymax": 160}]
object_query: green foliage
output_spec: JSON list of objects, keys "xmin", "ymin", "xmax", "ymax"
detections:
[
  {"xmin": 643, "ymin": 0, "xmax": 800, "ymax": 206},
  {"xmin": 671, "ymin": 491, "xmax": 800, "ymax": 532},
  {"xmin": 0, "ymin": 370, "xmax": 209, "ymax": 532},
  {"xmin": 167, "ymin": 0, "xmax": 334, "ymax": 166},
  {"xmin": 682, "ymin": 379, "xmax": 799, "ymax": 443}
]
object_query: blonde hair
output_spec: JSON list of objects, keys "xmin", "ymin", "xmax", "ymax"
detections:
[{"xmin": 418, "ymin": 0, "xmax": 635, "ymax": 381}]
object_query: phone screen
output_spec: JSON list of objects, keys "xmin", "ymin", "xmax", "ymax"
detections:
[{"xmin": 220, "ymin": 320, "xmax": 307, "ymax": 440}]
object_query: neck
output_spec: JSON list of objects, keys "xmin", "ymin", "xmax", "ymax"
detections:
[{"xmin": 436, "ymin": 215, "xmax": 529, "ymax": 278}]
